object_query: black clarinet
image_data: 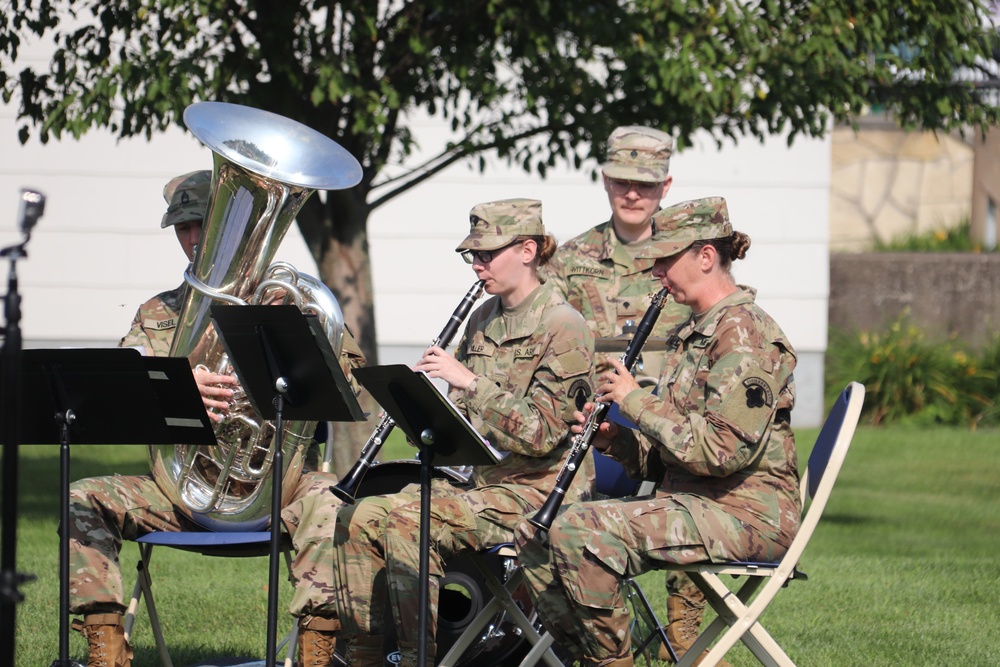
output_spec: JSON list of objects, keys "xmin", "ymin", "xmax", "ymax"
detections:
[
  {"xmin": 528, "ymin": 288, "xmax": 669, "ymax": 533},
  {"xmin": 330, "ymin": 280, "xmax": 486, "ymax": 503}
]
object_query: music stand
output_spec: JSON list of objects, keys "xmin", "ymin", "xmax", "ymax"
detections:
[
  {"xmin": 353, "ymin": 364, "xmax": 500, "ymax": 667},
  {"xmin": 210, "ymin": 304, "xmax": 364, "ymax": 667},
  {"xmin": 15, "ymin": 347, "xmax": 216, "ymax": 667}
]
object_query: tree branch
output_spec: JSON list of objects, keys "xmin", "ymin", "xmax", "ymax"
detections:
[{"xmin": 368, "ymin": 122, "xmax": 566, "ymax": 209}]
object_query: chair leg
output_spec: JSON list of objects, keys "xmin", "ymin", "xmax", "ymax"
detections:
[
  {"xmin": 125, "ymin": 543, "xmax": 174, "ymax": 667},
  {"xmin": 437, "ymin": 555, "xmax": 564, "ymax": 667},
  {"xmin": 679, "ymin": 571, "xmax": 795, "ymax": 667},
  {"xmin": 517, "ymin": 631, "xmax": 562, "ymax": 667},
  {"xmin": 279, "ymin": 545, "xmax": 298, "ymax": 667},
  {"xmin": 625, "ymin": 578, "xmax": 677, "ymax": 664}
]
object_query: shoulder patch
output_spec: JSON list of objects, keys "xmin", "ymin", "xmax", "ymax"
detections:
[
  {"xmin": 742, "ymin": 377, "xmax": 774, "ymax": 409},
  {"xmin": 568, "ymin": 378, "xmax": 593, "ymax": 412},
  {"xmin": 719, "ymin": 370, "xmax": 780, "ymax": 443},
  {"xmin": 550, "ymin": 349, "xmax": 592, "ymax": 377}
]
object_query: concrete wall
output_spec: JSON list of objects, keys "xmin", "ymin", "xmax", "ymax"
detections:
[{"xmin": 829, "ymin": 253, "xmax": 1000, "ymax": 347}]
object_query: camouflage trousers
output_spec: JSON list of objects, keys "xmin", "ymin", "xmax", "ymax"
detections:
[
  {"xmin": 68, "ymin": 470, "xmax": 337, "ymax": 615},
  {"xmin": 330, "ymin": 479, "xmax": 547, "ymax": 654},
  {"xmin": 513, "ymin": 491, "xmax": 787, "ymax": 661}
]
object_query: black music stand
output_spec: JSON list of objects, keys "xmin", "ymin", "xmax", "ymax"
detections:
[
  {"xmin": 210, "ymin": 304, "xmax": 364, "ymax": 667},
  {"xmin": 353, "ymin": 364, "xmax": 500, "ymax": 667},
  {"xmin": 14, "ymin": 347, "xmax": 216, "ymax": 667}
]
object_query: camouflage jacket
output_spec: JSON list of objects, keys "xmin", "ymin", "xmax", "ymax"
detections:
[
  {"xmin": 119, "ymin": 285, "xmax": 367, "ymax": 468},
  {"xmin": 607, "ymin": 287, "xmax": 801, "ymax": 548},
  {"xmin": 542, "ymin": 220, "xmax": 690, "ymax": 380},
  {"xmin": 119, "ymin": 285, "xmax": 185, "ymax": 356},
  {"xmin": 451, "ymin": 283, "xmax": 596, "ymax": 499},
  {"xmin": 118, "ymin": 283, "xmax": 366, "ymax": 376}
]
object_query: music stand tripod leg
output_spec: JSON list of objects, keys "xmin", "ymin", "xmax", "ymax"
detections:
[
  {"xmin": 417, "ymin": 437, "xmax": 436, "ymax": 667},
  {"xmin": 266, "ymin": 391, "xmax": 287, "ymax": 667},
  {"xmin": 52, "ymin": 413, "xmax": 85, "ymax": 667}
]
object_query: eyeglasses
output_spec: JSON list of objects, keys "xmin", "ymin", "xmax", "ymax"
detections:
[
  {"xmin": 461, "ymin": 240, "xmax": 523, "ymax": 264},
  {"xmin": 606, "ymin": 178, "xmax": 662, "ymax": 198}
]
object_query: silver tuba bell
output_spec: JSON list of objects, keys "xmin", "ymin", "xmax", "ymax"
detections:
[{"xmin": 148, "ymin": 101, "xmax": 363, "ymax": 532}]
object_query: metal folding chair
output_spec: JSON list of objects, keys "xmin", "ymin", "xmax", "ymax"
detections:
[
  {"xmin": 122, "ymin": 530, "xmax": 297, "ymax": 667},
  {"xmin": 436, "ymin": 449, "xmax": 671, "ymax": 667}
]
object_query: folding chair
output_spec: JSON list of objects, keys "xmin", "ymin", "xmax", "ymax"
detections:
[
  {"xmin": 122, "ymin": 530, "xmax": 298, "ymax": 667},
  {"xmin": 122, "ymin": 432, "xmax": 339, "ymax": 667},
  {"xmin": 436, "ymin": 449, "xmax": 672, "ymax": 667},
  {"xmin": 663, "ymin": 381, "xmax": 866, "ymax": 667}
]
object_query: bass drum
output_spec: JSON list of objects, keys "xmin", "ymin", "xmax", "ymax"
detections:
[{"xmin": 333, "ymin": 459, "xmax": 534, "ymax": 667}]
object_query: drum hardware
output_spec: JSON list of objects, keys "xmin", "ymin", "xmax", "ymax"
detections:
[{"xmin": 332, "ymin": 461, "xmax": 535, "ymax": 667}]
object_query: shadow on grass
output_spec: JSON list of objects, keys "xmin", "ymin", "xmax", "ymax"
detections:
[
  {"xmin": 819, "ymin": 512, "xmax": 877, "ymax": 527},
  {"xmin": 12, "ymin": 445, "xmax": 148, "ymax": 519}
]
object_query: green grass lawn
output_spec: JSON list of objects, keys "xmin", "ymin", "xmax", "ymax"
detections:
[{"xmin": 4, "ymin": 425, "xmax": 1000, "ymax": 666}]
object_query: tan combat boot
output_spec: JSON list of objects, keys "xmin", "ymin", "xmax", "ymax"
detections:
[
  {"xmin": 297, "ymin": 616, "xmax": 340, "ymax": 667},
  {"xmin": 660, "ymin": 592, "xmax": 731, "ymax": 667},
  {"xmin": 71, "ymin": 613, "xmax": 133, "ymax": 667}
]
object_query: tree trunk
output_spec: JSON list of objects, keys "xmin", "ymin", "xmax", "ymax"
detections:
[{"xmin": 299, "ymin": 189, "xmax": 381, "ymax": 477}]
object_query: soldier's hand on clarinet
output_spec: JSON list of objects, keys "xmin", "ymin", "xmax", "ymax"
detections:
[
  {"xmin": 193, "ymin": 366, "xmax": 238, "ymax": 423},
  {"xmin": 414, "ymin": 345, "xmax": 477, "ymax": 390},
  {"xmin": 571, "ymin": 402, "xmax": 618, "ymax": 452},
  {"xmin": 595, "ymin": 358, "xmax": 640, "ymax": 405}
]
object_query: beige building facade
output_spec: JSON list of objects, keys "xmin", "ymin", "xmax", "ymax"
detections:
[{"xmin": 830, "ymin": 118, "xmax": 999, "ymax": 252}]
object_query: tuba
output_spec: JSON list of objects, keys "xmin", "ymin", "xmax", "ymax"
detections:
[{"xmin": 148, "ymin": 101, "xmax": 363, "ymax": 532}]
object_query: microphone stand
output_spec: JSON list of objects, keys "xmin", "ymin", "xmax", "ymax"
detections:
[{"xmin": 1, "ymin": 234, "xmax": 39, "ymax": 667}]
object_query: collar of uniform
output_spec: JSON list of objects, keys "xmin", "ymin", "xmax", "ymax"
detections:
[
  {"xmin": 602, "ymin": 219, "xmax": 658, "ymax": 273},
  {"xmin": 161, "ymin": 283, "xmax": 188, "ymax": 314},
  {"xmin": 677, "ymin": 285, "xmax": 757, "ymax": 341},
  {"xmin": 483, "ymin": 282, "xmax": 551, "ymax": 342},
  {"xmin": 597, "ymin": 219, "xmax": 618, "ymax": 262}
]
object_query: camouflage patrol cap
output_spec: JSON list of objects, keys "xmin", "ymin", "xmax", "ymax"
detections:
[
  {"xmin": 601, "ymin": 126, "xmax": 673, "ymax": 182},
  {"xmin": 160, "ymin": 170, "xmax": 211, "ymax": 228},
  {"xmin": 639, "ymin": 196, "xmax": 732, "ymax": 259},
  {"xmin": 455, "ymin": 198, "xmax": 545, "ymax": 252}
]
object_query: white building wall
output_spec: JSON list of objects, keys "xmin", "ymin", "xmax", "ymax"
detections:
[
  {"xmin": 1, "ymin": 103, "xmax": 829, "ymax": 426},
  {"xmin": 370, "ymin": 117, "xmax": 830, "ymax": 426}
]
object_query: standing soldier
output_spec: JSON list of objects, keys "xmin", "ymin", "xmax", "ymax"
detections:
[
  {"xmin": 544, "ymin": 125, "xmax": 689, "ymax": 384},
  {"xmin": 543, "ymin": 127, "xmax": 712, "ymax": 663}
]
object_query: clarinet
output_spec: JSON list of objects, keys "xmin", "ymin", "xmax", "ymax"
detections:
[
  {"xmin": 330, "ymin": 280, "xmax": 486, "ymax": 503},
  {"xmin": 528, "ymin": 288, "xmax": 669, "ymax": 533}
]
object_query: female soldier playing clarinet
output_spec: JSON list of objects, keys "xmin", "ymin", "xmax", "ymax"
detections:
[
  {"xmin": 329, "ymin": 198, "xmax": 596, "ymax": 667},
  {"xmin": 514, "ymin": 196, "xmax": 801, "ymax": 667}
]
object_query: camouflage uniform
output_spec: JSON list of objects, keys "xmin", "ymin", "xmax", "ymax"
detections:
[
  {"xmin": 69, "ymin": 291, "xmax": 367, "ymax": 618},
  {"xmin": 514, "ymin": 198, "xmax": 801, "ymax": 663},
  {"xmin": 329, "ymin": 199, "xmax": 596, "ymax": 666},
  {"xmin": 542, "ymin": 125, "xmax": 693, "ymax": 656},
  {"xmin": 543, "ymin": 221, "xmax": 689, "ymax": 381}
]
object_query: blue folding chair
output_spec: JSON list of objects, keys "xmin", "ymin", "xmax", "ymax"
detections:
[{"xmin": 122, "ymin": 530, "xmax": 297, "ymax": 667}]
